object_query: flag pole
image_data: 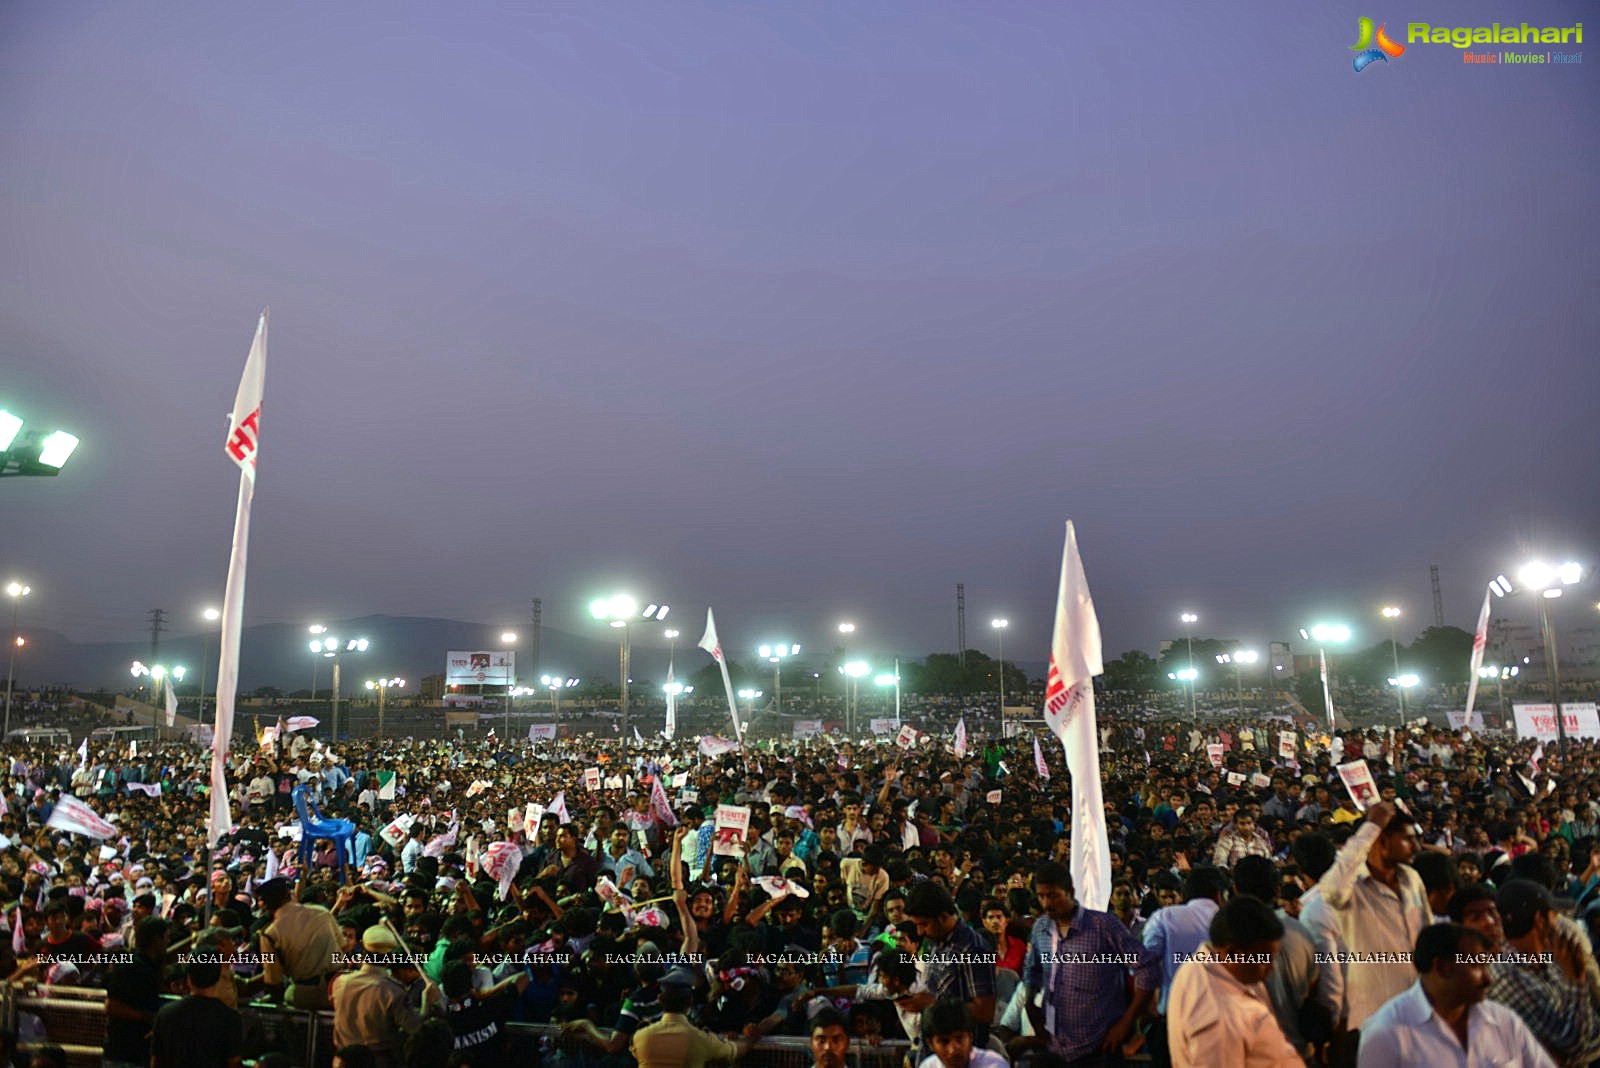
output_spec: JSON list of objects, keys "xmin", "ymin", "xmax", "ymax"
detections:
[{"xmin": 208, "ymin": 310, "xmax": 268, "ymax": 922}]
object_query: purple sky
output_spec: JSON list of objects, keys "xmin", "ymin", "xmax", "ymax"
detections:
[{"xmin": 3, "ymin": 2, "xmax": 1597, "ymax": 669}]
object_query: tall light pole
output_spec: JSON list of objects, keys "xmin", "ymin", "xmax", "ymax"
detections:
[
  {"xmin": 991, "ymin": 618, "xmax": 1009, "ymax": 735},
  {"xmin": 1381, "ymin": 606, "xmax": 1406, "ymax": 722},
  {"xmin": 737, "ymin": 688, "xmax": 764, "ymax": 730},
  {"xmin": 875, "ymin": 663, "xmax": 902, "ymax": 729},
  {"xmin": 310, "ymin": 635, "xmax": 368, "ymax": 741},
  {"xmin": 1299, "ymin": 623, "xmax": 1352, "ymax": 728},
  {"xmin": 1479, "ymin": 664, "xmax": 1518, "ymax": 723},
  {"xmin": 131, "ymin": 661, "xmax": 185, "ymax": 729},
  {"xmin": 365, "ymin": 677, "xmax": 405, "ymax": 740},
  {"xmin": 308, "ymin": 624, "xmax": 327, "ymax": 699},
  {"xmin": 840, "ymin": 660, "xmax": 869, "ymax": 736},
  {"xmin": 541, "ymin": 675, "xmax": 579, "ymax": 724},
  {"xmin": 1510, "ymin": 560, "xmax": 1584, "ymax": 751},
  {"xmin": 3, "ymin": 581, "xmax": 30, "ymax": 739},
  {"xmin": 758, "ymin": 643, "xmax": 800, "ymax": 715},
  {"xmin": 590, "ymin": 595, "xmax": 670, "ymax": 739},
  {"xmin": 196, "ymin": 606, "xmax": 220, "ymax": 726},
  {"xmin": 1215, "ymin": 649, "xmax": 1258, "ymax": 712},
  {"xmin": 501, "ymin": 630, "xmax": 519, "ymax": 739},
  {"xmin": 837, "ymin": 622, "xmax": 856, "ymax": 731},
  {"xmin": 1179, "ymin": 612, "xmax": 1199, "ymax": 717}
]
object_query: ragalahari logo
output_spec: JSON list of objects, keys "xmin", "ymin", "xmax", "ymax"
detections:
[{"xmin": 1351, "ymin": 17, "xmax": 1406, "ymax": 71}]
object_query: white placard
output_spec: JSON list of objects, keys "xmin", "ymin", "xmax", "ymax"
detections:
[
  {"xmin": 712, "ymin": 804, "xmax": 750, "ymax": 857},
  {"xmin": 1337, "ymin": 760, "xmax": 1379, "ymax": 811},
  {"xmin": 1512, "ymin": 703, "xmax": 1600, "ymax": 742}
]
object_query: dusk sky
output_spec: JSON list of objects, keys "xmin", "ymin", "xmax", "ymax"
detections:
[{"xmin": 4, "ymin": 2, "xmax": 1597, "ymax": 673}]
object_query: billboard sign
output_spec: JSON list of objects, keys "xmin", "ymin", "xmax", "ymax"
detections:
[{"xmin": 446, "ymin": 650, "xmax": 515, "ymax": 687}]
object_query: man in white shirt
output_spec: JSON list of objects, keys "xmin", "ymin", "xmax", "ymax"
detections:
[
  {"xmin": 1166, "ymin": 896, "xmax": 1304, "ymax": 1067},
  {"xmin": 1316, "ymin": 801, "xmax": 1430, "ymax": 1031},
  {"xmin": 1358, "ymin": 923, "xmax": 1553, "ymax": 1067}
]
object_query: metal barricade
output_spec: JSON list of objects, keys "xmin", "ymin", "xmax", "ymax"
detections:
[{"xmin": 0, "ymin": 986, "xmax": 911, "ymax": 1067}]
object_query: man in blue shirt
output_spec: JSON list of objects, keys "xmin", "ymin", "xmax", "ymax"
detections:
[{"xmin": 1022, "ymin": 861, "xmax": 1161, "ymax": 1066}]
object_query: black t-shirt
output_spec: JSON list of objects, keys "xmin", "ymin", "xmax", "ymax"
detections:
[
  {"xmin": 150, "ymin": 995, "xmax": 243, "ymax": 1068},
  {"xmin": 104, "ymin": 954, "xmax": 164, "ymax": 1060},
  {"xmin": 448, "ymin": 990, "xmax": 512, "ymax": 1067}
]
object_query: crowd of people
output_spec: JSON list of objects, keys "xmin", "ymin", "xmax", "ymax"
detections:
[{"xmin": 0, "ymin": 700, "xmax": 1596, "ymax": 1068}]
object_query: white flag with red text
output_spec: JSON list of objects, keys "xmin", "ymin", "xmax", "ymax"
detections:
[
  {"xmin": 699, "ymin": 608, "xmax": 743, "ymax": 743},
  {"xmin": 164, "ymin": 683, "xmax": 178, "ymax": 728},
  {"xmin": 46, "ymin": 794, "xmax": 117, "ymax": 839},
  {"xmin": 1043, "ymin": 521, "xmax": 1111, "ymax": 911},
  {"xmin": 1463, "ymin": 584, "xmax": 1492, "ymax": 723},
  {"xmin": 210, "ymin": 311, "xmax": 267, "ymax": 848},
  {"xmin": 953, "ymin": 718, "xmax": 968, "ymax": 759},
  {"xmin": 1033, "ymin": 737, "xmax": 1050, "ymax": 780}
]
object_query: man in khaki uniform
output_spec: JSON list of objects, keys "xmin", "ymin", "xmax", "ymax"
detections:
[
  {"xmin": 331, "ymin": 926, "xmax": 441, "ymax": 1068},
  {"xmin": 629, "ymin": 975, "xmax": 750, "ymax": 1067},
  {"xmin": 258, "ymin": 877, "xmax": 344, "ymax": 1010}
]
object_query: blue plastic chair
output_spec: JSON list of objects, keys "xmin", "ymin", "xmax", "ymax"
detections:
[{"xmin": 291, "ymin": 784, "xmax": 355, "ymax": 882}]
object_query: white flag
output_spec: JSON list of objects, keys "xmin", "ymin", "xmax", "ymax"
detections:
[
  {"xmin": 76, "ymin": 738, "xmax": 88, "ymax": 768},
  {"xmin": 209, "ymin": 311, "xmax": 266, "ymax": 848},
  {"xmin": 699, "ymin": 608, "xmax": 743, "ymax": 743},
  {"xmin": 664, "ymin": 662, "xmax": 677, "ymax": 741},
  {"xmin": 1033, "ymin": 737, "xmax": 1050, "ymax": 780},
  {"xmin": 1463, "ymin": 584, "xmax": 1492, "ymax": 723},
  {"xmin": 164, "ymin": 683, "xmax": 178, "ymax": 728},
  {"xmin": 1043, "ymin": 521, "xmax": 1111, "ymax": 911},
  {"xmin": 126, "ymin": 782, "xmax": 162, "ymax": 798},
  {"xmin": 46, "ymin": 794, "xmax": 117, "ymax": 839},
  {"xmin": 285, "ymin": 716, "xmax": 319, "ymax": 733},
  {"xmin": 1319, "ymin": 649, "xmax": 1335, "ymax": 731},
  {"xmin": 953, "ymin": 718, "xmax": 968, "ymax": 759},
  {"xmin": 423, "ymin": 822, "xmax": 459, "ymax": 858}
]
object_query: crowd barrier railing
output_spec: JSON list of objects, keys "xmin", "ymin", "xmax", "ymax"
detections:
[{"xmin": 0, "ymin": 984, "xmax": 910, "ymax": 1068}]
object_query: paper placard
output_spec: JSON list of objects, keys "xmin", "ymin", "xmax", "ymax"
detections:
[
  {"xmin": 1337, "ymin": 760, "xmax": 1379, "ymax": 811},
  {"xmin": 583, "ymin": 767, "xmax": 601, "ymax": 792},
  {"xmin": 1206, "ymin": 744, "xmax": 1225, "ymax": 768},
  {"xmin": 985, "ymin": 789, "xmax": 1002, "ymax": 804},
  {"xmin": 1251, "ymin": 772, "xmax": 1272, "ymax": 789},
  {"xmin": 1278, "ymin": 731, "xmax": 1296, "ymax": 760},
  {"xmin": 712, "ymin": 804, "xmax": 750, "ymax": 857},
  {"xmin": 1226, "ymin": 772, "xmax": 1246, "ymax": 786},
  {"xmin": 895, "ymin": 725, "xmax": 921, "ymax": 750},
  {"xmin": 379, "ymin": 814, "xmax": 415, "ymax": 848}
]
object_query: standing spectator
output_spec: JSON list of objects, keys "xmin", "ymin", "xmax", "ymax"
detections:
[
  {"xmin": 1165, "ymin": 896, "xmax": 1303, "ymax": 1067},
  {"xmin": 1315, "ymin": 802, "xmax": 1430, "ymax": 1032},
  {"xmin": 1143, "ymin": 866, "xmax": 1230, "ymax": 1014},
  {"xmin": 103, "ymin": 916, "xmax": 169, "ymax": 1068},
  {"xmin": 1213, "ymin": 812, "xmax": 1274, "ymax": 868},
  {"xmin": 1486, "ymin": 879, "xmax": 1600, "ymax": 1066},
  {"xmin": 1356, "ymin": 923, "xmax": 1553, "ymax": 1067},
  {"xmin": 900, "ymin": 881, "xmax": 998, "ymax": 1047},
  {"xmin": 1021, "ymin": 861, "xmax": 1160, "ymax": 1066},
  {"xmin": 150, "ymin": 960, "xmax": 244, "ymax": 1068},
  {"xmin": 1234, "ymin": 854, "xmax": 1322, "ymax": 1055}
]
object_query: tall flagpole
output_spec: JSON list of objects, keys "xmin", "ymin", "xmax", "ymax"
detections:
[
  {"xmin": 1043, "ymin": 520, "xmax": 1111, "ymax": 911},
  {"xmin": 209, "ymin": 311, "xmax": 267, "ymax": 852}
]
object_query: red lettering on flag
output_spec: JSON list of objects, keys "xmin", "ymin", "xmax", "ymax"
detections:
[{"xmin": 227, "ymin": 408, "xmax": 260, "ymax": 465}]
